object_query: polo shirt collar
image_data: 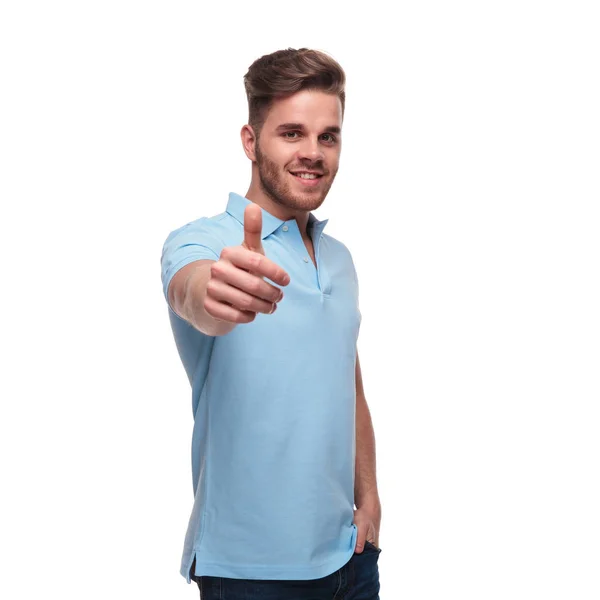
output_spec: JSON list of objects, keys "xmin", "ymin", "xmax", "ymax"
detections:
[{"xmin": 226, "ymin": 192, "xmax": 329, "ymax": 240}]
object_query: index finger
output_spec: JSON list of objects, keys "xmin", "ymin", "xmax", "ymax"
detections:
[{"xmin": 228, "ymin": 246, "xmax": 291, "ymax": 287}]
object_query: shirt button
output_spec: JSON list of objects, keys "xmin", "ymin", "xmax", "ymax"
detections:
[
  {"xmin": 282, "ymin": 225, "xmax": 289, "ymax": 232},
  {"xmin": 303, "ymin": 257, "xmax": 309, "ymax": 263}
]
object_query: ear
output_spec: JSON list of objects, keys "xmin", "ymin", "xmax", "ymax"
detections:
[{"xmin": 240, "ymin": 124, "xmax": 257, "ymax": 161}]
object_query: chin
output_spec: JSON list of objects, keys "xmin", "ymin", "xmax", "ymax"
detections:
[{"xmin": 290, "ymin": 193, "xmax": 327, "ymax": 211}]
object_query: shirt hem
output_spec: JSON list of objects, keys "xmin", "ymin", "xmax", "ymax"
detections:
[{"xmin": 182, "ymin": 544, "xmax": 357, "ymax": 583}]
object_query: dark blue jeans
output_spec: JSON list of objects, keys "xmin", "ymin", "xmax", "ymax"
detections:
[{"xmin": 190, "ymin": 541, "xmax": 382, "ymax": 599}]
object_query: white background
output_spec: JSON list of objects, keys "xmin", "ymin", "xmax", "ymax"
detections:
[{"xmin": 1, "ymin": 1, "xmax": 599, "ymax": 598}]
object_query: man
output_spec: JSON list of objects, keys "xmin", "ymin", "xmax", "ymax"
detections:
[{"xmin": 160, "ymin": 48, "xmax": 382, "ymax": 599}]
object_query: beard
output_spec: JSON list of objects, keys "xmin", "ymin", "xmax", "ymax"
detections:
[{"xmin": 255, "ymin": 141, "xmax": 337, "ymax": 212}]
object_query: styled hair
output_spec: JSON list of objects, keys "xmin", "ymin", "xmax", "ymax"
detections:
[{"xmin": 243, "ymin": 48, "xmax": 346, "ymax": 136}]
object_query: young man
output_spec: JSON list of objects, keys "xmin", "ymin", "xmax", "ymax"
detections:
[{"xmin": 160, "ymin": 48, "xmax": 382, "ymax": 599}]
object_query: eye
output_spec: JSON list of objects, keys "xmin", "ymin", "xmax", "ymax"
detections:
[
  {"xmin": 283, "ymin": 131, "xmax": 299, "ymax": 139},
  {"xmin": 321, "ymin": 133, "xmax": 337, "ymax": 143}
]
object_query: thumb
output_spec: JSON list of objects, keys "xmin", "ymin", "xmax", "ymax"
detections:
[
  {"xmin": 354, "ymin": 525, "xmax": 367, "ymax": 553},
  {"xmin": 242, "ymin": 203, "xmax": 264, "ymax": 255}
]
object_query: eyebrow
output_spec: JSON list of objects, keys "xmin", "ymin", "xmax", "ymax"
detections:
[{"xmin": 275, "ymin": 122, "xmax": 341, "ymax": 135}]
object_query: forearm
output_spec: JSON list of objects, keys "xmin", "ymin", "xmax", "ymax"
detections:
[{"xmin": 354, "ymin": 393, "xmax": 381, "ymax": 513}]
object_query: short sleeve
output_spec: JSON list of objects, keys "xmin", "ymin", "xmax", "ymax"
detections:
[
  {"xmin": 350, "ymin": 254, "xmax": 362, "ymax": 325},
  {"xmin": 160, "ymin": 217, "xmax": 225, "ymax": 309}
]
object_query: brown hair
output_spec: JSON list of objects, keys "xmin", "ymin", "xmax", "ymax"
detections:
[{"xmin": 243, "ymin": 48, "xmax": 346, "ymax": 136}]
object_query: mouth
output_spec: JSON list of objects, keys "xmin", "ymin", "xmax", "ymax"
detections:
[{"xmin": 289, "ymin": 170, "xmax": 324, "ymax": 187}]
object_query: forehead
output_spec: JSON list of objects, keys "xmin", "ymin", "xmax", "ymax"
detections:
[{"xmin": 264, "ymin": 89, "xmax": 342, "ymax": 130}]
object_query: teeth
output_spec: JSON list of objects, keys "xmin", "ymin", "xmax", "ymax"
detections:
[{"xmin": 294, "ymin": 173, "xmax": 319, "ymax": 179}]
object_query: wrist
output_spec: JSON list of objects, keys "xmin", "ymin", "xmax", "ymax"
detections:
[{"xmin": 356, "ymin": 493, "xmax": 381, "ymax": 515}]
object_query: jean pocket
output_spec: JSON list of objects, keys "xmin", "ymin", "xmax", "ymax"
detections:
[{"xmin": 364, "ymin": 540, "xmax": 382, "ymax": 553}]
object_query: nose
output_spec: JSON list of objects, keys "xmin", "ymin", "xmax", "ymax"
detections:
[{"xmin": 297, "ymin": 137, "xmax": 324, "ymax": 162}]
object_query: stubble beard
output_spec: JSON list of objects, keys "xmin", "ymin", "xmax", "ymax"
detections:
[{"xmin": 255, "ymin": 141, "xmax": 337, "ymax": 213}]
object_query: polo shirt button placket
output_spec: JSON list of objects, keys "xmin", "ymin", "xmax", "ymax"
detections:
[{"xmin": 281, "ymin": 221, "xmax": 321, "ymax": 288}]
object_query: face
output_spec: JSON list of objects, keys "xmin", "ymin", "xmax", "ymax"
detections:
[{"xmin": 253, "ymin": 89, "xmax": 342, "ymax": 213}]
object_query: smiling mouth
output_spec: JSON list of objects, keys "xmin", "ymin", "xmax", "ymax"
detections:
[
  {"xmin": 289, "ymin": 171, "xmax": 324, "ymax": 180},
  {"xmin": 289, "ymin": 172, "xmax": 324, "ymax": 188}
]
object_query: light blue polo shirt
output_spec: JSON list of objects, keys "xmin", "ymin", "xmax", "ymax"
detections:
[{"xmin": 160, "ymin": 192, "xmax": 362, "ymax": 582}]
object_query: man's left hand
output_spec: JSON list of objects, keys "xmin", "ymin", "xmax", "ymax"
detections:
[{"xmin": 353, "ymin": 505, "xmax": 381, "ymax": 553}]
